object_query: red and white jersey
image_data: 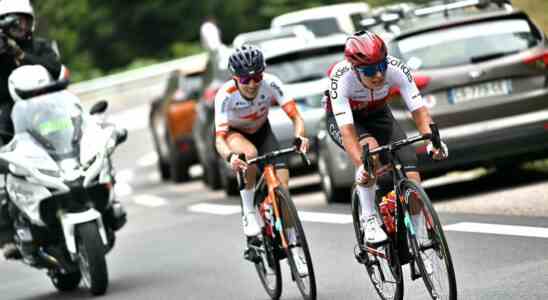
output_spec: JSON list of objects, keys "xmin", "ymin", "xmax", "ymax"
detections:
[
  {"xmin": 215, "ymin": 73, "xmax": 295, "ymax": 136},
  {"xmin": 327, "ymin": 55, "xmax": 426, "ymax": 127}
]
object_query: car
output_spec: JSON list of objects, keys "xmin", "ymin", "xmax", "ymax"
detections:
[
  {"xmin": 270, "ymin": 2, "xmax": 370, "ymax": 37},
  {"xmin": 232, "ymin": 25, "xmax": 315, "ymax": 48},
  {"xmin": 317, "ymin": 0, "xmax": 548, "ymax": 203},
  {"xmin": 194, "ymin": 35, "xmax": 347, "ymax": 195},
  {"xmin": 148, "ymin": 53, "xmax": 207, "ymax": 182}
]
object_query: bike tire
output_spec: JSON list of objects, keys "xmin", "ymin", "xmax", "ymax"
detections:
[
  {"xmin": 401, "ymin": 180, "xmax": 457, "ymax": 300},
  {"xmin": 351, "ymin": 188, "xmax": 403, "ymax": 300},
  {"xmin": 276, "ymin": 187, "xmax": 317, "ymax": 300},
  {"xmin": 255, "ymin": 233, "xmax": 282, "ymax": 300}
]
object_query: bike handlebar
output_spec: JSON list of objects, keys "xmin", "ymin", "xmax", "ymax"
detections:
[{"xmin": 362, "ymin": 123, "xmax": 442, "ymax": 171}]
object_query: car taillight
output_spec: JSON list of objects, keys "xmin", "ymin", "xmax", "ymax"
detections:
[
  {"xmin": 523, "ymin": 51, "xmax": 548, "ymax": 68},
  {"xmin": 203, "ymin": 87, "xmax": 218, "ymax": 105},
  {"xmin": 414, "ymin": 74, "xmax": 431, "ymax": 90}
]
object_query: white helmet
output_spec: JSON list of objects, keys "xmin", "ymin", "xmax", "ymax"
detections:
[
  {"xmin": 8, "ymin": 65, "xmax": 53, "ymax": 102},
  {"xmin": 0, "ymin": 0, "xmax": 35, "ymax": 32}
]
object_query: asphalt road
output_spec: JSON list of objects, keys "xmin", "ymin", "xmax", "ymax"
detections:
[{"xmin": 1, "ymin": 95, "xmax": 547, "ymax": 300}]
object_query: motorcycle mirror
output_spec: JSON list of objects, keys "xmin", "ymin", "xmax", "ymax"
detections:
[{"xmin": 90, "ymin": 100, "xmax": 108, "ymax": 115}]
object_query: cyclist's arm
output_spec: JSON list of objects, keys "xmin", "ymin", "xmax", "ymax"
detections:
[
  {"xmin": 281, "ymin": 101, "xmax": 305, "ymax": 137},
  {"xmin": 389, "ymin": 60, "xmax": 431, "ymax": 136},
  {"xmin": 214, "ymin": 91, "xmax": 232, "ymax": 161},
  {"xmin": 269, "ymin": 74, "xmax": 305, "ymax": 138},
  {"xmin": 331, "ymin": 88, "xmax": 362, "ymax": 167}
]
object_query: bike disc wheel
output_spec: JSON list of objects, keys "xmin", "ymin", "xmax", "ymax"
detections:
[
  {"xmin": 255, "ymin": 233, "xmax": 282, "ymax": 300},
  {"xmin": 276, "ymin": 188, "xmax": 317, "ymax": 300},
  {"xmin": 402, "ymin": 180, "xmax": 457, "ymax": 300},
  {"xmin": 351, "ymin": 188, "xmax": 403, "ymax": 300}
]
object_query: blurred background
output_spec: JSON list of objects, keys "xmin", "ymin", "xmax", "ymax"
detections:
[{"xmin": 33, "ymin": 0, "xmax": 547, "ymax": 82}]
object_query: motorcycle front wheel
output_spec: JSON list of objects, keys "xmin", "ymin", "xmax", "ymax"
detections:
[{"xmin": 76, "ymin": 221, "xmax": 109, "ymax": 296}]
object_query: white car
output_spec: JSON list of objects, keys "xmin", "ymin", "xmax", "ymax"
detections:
[
  {"xmin": 232, "ymin": 25, "xmax": 315, "ymax": 48},
  {"xmin": 271, "ymin": 2, "xmax": 370, "ymax": 37}
]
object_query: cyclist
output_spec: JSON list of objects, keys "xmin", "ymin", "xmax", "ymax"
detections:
[
  {"xmin": 324, "ymin": 31, "xmax": 448, "ymax": 245},
  {"xmin": 214, "ymin": 44, "xmax": 309, "ymax": 274}
]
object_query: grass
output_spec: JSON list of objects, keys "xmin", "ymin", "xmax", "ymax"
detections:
[{"xmin": 513, "ymin": 0, "xmax": 548, "ymax": 32}]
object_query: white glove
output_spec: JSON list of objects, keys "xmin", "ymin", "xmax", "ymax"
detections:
[{"xmin": 427, "ymin": 141, "xmax": 448, "ymax": 160}]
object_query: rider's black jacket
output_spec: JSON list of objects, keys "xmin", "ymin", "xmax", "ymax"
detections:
[{"xmin": 0, "ymin": 37, "xmax": 62, "ymax": 105}]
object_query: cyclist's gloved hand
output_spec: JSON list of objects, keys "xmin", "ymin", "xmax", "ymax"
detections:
[
  {"xmin": 228, "ymin": 152, "xmax": 247, "ymax": 172},
  {"xmin": 427, "ymin": 141, "xmax": 449, "ymax": 160},
  {"xmin": 355, "ymin": 164, "xmax": 375, "ymax": 186},
  {"xmin": 293, "ymin": 136, "xmax": 309, "ymax": 154}
]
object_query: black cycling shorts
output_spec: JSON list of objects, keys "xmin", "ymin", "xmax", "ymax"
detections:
[
  {"xmin": 326, "ymin": 105, "xmax": 418, "ymax": 172},
  {"xmin": 231, "ymin": 121, "xmax": 288, "ymax": 170}
]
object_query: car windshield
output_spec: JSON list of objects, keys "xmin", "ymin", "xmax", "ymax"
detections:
[
  {"xmin": 392, "ymin": 19, "xmax": 539, "ymax": 69},
  {"xmin": 283, "ymin": 18, "xmax": 342, "ymax": 37},
  {"xmin": 267, "ymin": 45, "xmax": 344, "ymax": 84},
  {"xmin": 12, "ymin": 91, "xmax": 84, "ymax": 159}
]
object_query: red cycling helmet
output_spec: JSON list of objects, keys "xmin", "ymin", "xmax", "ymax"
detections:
[{"xmin": 344, "ymin": 31, "xmax": 387, "ymax": 66}]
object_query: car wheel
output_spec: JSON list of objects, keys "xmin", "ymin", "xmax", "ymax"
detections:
[
  {"xmin": 318, "ymin": 151, "xmax": 349, "ymax": 203},
  {"xmin": 150, "ymin": 111, "xmax": 170, "ymax": 181},
  {"xmin": 169, "ymin": 142, "xmax": 190, "ymax": 183},
  {"xmin": 219, "ymin": 160, "xmax": 239, "ymax": 196},
  {"xmin": 202, "ymin": 156, "xmax": 221, "ymax": 189}
]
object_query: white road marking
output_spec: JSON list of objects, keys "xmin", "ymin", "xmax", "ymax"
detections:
[
  {"xmin": 115, "ymin": 182, "xmax": 133, "ymax": 198},
  {"xmin": 444, "ymin": 222, "xmax": 548, "ymax": 239},
  {"xmin": 187, "ymin": 203, "xmax": 352, "ymax": 224},
  {"xmin": 188, "ymin": 203, "xmax": 242, "ymax": 215},
  {"xmin": 137, "ymin": 152, "xmax": 158, "ymax": 168},
  {"xmin": 116, "ymin": 169, "xmax": 135, "ymax": 182},
  {"xmin": 133, "ymin": 195, "xmax": 168, "ymax": 207},
  {"xmin": 297, "ymin": 211, "xmax": 352, "ymax": 224}
]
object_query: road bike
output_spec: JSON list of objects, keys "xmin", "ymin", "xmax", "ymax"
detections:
[
  {"xmin": 237, "ymin": 141, "xmax": 317, "ymax": 300},
  {"xmin": 351, "ymin": 123, "xmax": 457, "ymax": 300}
]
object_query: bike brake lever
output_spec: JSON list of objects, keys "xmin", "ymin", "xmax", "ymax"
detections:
[
  {"xmin": 430, "ymin": 123, "xmax": 442, "ymax": 149},
  {"xmin": 236, "ymin": 153, "xmax": 247, "ymax": 190},
  {"xmin": 362, "ymin": 144, "xmax": 373, "ymax": 178}
]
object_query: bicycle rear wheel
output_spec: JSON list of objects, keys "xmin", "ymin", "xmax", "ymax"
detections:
[
  {"xmin": 351, "ymin": 188, "xmax": 403, "ymax": 300},
  {"xmin": 402, "ymin": 180, "xmax": 457, "ymax": 300},
  {"xmin": 276, "ymin": 187, "xmax": 317, "ymax": 300},
  {"xmin": 254, "ymin": 233, "xmax": 282, "ymax": 300}
]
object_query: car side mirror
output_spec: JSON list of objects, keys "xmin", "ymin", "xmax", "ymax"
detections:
[{"xmin": 90, "ymin": 100, "xmax": 108, "ymax": 115}]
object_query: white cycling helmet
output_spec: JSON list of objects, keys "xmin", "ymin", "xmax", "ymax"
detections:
[
  {"xmin": 8, "ymin": 65, "xmax": 53, "ymax": 102},
  {"xmin": 0, "ymin": 0, "xmax": 35, "ymax": 32}
]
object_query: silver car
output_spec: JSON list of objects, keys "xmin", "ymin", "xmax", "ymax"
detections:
[
  {"xmin": 218, "ymin": 35, "xmax": 346, "ymax": 196},
  {"xmin": 317, "ymin": 0, "xmax": 548, "ymax": 203}
]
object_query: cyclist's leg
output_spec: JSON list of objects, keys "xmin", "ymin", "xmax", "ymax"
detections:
[
  {"xmin": 384, "ymin": 112, "xmax": 428, "ymax": 241},
  {"xmin": 327, "ymin": 109, "xmax": 385, "ymax": 241},
  {"xmin": 226, "ymin": 129, "xmax": 261, "ymax": 236}
]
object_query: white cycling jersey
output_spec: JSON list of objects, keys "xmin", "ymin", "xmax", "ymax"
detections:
[
  {"xmin": 214, "ymin": 73, "xmax": 294, "ymax": 136},
  {"xmin": 327, "ymin": 55, "xmax": 426, "ymax": 127}
]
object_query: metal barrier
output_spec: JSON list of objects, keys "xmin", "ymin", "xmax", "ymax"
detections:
[{"xmin": 68, "ymin": 52, "xmax": 208, "ymax": 103}]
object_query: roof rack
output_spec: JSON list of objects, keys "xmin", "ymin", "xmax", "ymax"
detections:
[
  {"xmin": 360, "ymin": 0, "xmax": 513, "ymax": 32},
  {"xmin": 413, "ymin": 0, "xmax": 512, "ymax": 17}
]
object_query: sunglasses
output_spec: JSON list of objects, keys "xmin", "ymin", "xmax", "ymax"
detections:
[
  {"xmin": 235, "ymin": 73, "xmax": 263, "ymax": 85},
  {"xmin": 355, "ymin": 59, "xmax": 388, "ymax": 77}
]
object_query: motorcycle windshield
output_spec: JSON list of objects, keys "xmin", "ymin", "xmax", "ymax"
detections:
[{"xmin": 12, "ymin": 91, "xmax": 84, "ymax": 160}]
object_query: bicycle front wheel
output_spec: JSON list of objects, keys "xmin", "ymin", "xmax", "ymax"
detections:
[
  {"xmin": 254, "ymin": 233, "xmax": 282, "ymax": 300},
  {"xmin": 351, "ymin": 188, "xmax": 403, "ymax": 300},
  {"xmin": 402, "ymin": 180, "xmax": 457, "ymax": 300},
  {"xmin": 276, "ymin": 187, "xmax": 317, "ymax": 300}
]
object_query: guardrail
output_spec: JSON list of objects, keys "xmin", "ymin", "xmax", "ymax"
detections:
[{"xmin": 68, "ymin": 52, "xmax": 208, "ymax": 103}]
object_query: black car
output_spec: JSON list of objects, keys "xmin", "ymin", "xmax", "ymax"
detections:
[{"xmin": 317, "ymin": 0, "xmax": 548, "ymax": 203}]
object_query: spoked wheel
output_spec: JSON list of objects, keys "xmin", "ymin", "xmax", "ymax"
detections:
[
  {"xmin": 254, "ymin": 233, "xmax": 282, "ymax": 300},
  {"xmin": 402, "ymin": 180, "xmax": 457, "ymax": 300},
  {"xmin": 277, "ymin": 188, "xmax": 317, "ymax": 300},
  {"xmin": 76, "ymin": 222, "xmax": 109, "ymax": 296},
  {"xmin": 351, "ymin": 188, "xmax": 403, "ymax": 300}
]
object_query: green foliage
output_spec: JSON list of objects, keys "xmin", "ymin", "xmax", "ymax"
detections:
[{"xmin": 32, "ymin": 0, "xmax": 548, "ymax": 82}]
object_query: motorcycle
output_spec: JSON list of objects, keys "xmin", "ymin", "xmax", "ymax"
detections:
[{"xmin": 0, "ymin": 79, "xmax": 127, "ymax": 296}]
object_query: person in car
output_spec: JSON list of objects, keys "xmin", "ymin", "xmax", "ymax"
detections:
[
  {"xmin": 324, "ymin": 30, "xmax": 448, "ymax": 245},
  {"xmin": 214, "ymin": 44, "xmax": 309, "ymax": 273}
]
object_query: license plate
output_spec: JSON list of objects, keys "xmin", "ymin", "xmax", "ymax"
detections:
[{"xmin": 448, "ymin": 80, "xmax": 512, "ymax": 104}]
